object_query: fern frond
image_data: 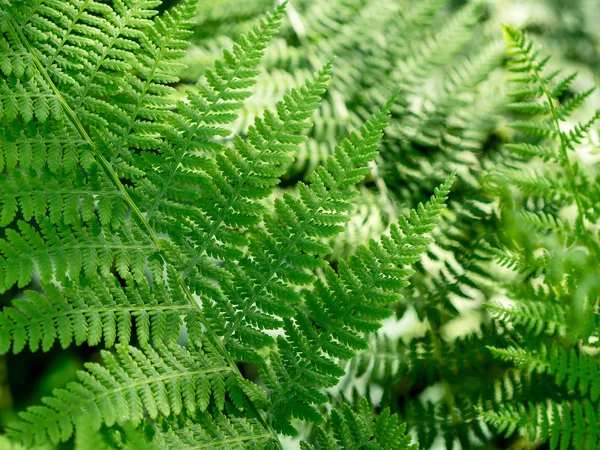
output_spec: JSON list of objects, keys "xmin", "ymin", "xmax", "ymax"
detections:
[
  {"xmin": 0, "ymin": 218, "xmax": 154, "ymax": 292},
  {"xmin": 0, "ymin": 270, "xmax": 193, "ymax": 354},
  {"xmin": 487, "ymin": 168, "xmax": 573, "ymax": 204},
  {"xmin": 501, "ymin": 25, "xmax": 599, "ymax": 229},
  {"xmin": 263, "ymin": 174, "xmax": 454, "ymax": 434},
  {"xmin": 486, "ymin": 300, "xmax": 568, "ymax": 337},
  {"xmin": 1, "ymin": 3, "xmax": 329, "ymax": 447},
  {"xmin": 489, "ymin": 343, "xmax": 600, "ymax": 402},
  {"xmin": 147, "ymin": 413, "xmax": 277, "ymax": 449},
  {"xmin": 7, "ymin": 342, "xmax": 233, "ymax": 447},
  {"xmin": 486, "ymin": 246, "xmax": 547, "ymax": 278},
  {"xmin": 214, "ymin": 100, "xmax": 393, "ymax": 362},
  {"xmin": 401, "ymin": 394, "xmax": 488, "ymax": 450},
  {"xmin": 372, "ymin": 1, "xmax": 482, "ymax": 104},
  {"xmin": 347, "ymin": 323, "xmax": 503, "ymax": 389},
  {"xmin": 0, "ymin": 167, "xmax": 124, "ymax": 227},
  {"xmin": 139, "ymin": 1, "xmax": 288, "ymax": 227},
  {"xmin": 503, "ymin": 143, "xmax": 557, "ymax": 161},
  {"xmin": 302, "ymin": 398, "xmax": 416, "ymax": 450},
  {"xmin": 166, "ymin": 61, "xmax": 332, "ymax": 299},
  {"xmin": 481, "ymin": 400, "xmax": 600, "ymax": 450}
]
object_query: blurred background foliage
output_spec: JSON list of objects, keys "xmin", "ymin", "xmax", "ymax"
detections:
[{"xmin": 1, "ymin": 0, "xmax": 599, "ymax": 449}]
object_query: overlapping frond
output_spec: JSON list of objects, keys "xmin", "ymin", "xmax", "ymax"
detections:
[
  {"xmin": 1, "ymin": 0, "xmax": 563, "ymax": 449},
  {"xmin": 263, "ymin": 175, "xmax": 454, "ymax": 434},
  {"xmin": 8, "ymin": 342, "xmax": 238, "ymax": 447},
  {"xmin": 214, "ymin": 100, "xmax": 393, "ymax": 362},
  {"xmin": 481, "ymin": 400, "xmax": 600, "ymax": 450},
  {"xmin": 478, "ymin": 26, "xmax": 600, "ymax": 450},
  {"xmin": 350, "ymin": 324, "xmax": 503, "ymax": 386},
  {"xmin": 146, "ymin": 413, "xmax": 277, "ymax": 450},
  {"xmin": 302, "ymin": 398, "xmax": 416, "ymax": 450},
  {"xmin": 0, "ymin": 270, "xmax": 192, "ymax": 354},
  {"xmin": 486, "ymin": 298, "xmax": 568, "ymax": 338},
  {"xmin": 488, "ymin": 343, "xmax": 600, "ymax": 401}
]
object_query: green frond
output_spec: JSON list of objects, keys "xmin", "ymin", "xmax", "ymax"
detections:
[
  {"xmin": 481, "ymin": 400, "xmax": 600, "ymax": 450},
  {"xmin": 519, "ymin": 210, "xmax": 574, "ymax": 241},
  {"xmin": 387, "ymin": 39, "xmax": 504, "ymax": 149},
  {"xmin": 489, "ymin": 343, "xmax": 600, "ymax": 402},
  {"xmin": 0, "ymin": 167, "xmax": 124, "ymax": 227},
  {"xmin": 0, "ymin": 271, "xmax": 193, "ymax": 354},
  {"xmin": 564, "ymin": 109, "xmax": 600, "ymax": 150},
  {"xmin": 211, "ymin": 100, "xmax": 393, "ymax": 362},
  {"xmin": 351, "ymin": 324, "xmax": 503, "ymax": 385},
  {"xmin": 328, "ymin": 188, "xmax": 393, "ymax": 260},
  {"xmin": 0, "ymin": 219, "xmax": 154, "ymax": 293},
  {"xmin": 264, "ymin": 174, "xmax": 454, "ymax": 434},
  {"xmin": 401, "ymin": 395, "xmax": 488, "ymax": 450},
  {"xmin": 487, "ymin": 168, "xmax": 573, "ymax": 204},
  {"xmin": 474, "ymin": 26, "xmax": 600, "ymax": 450},
  {"xmin": 6, "ymin": 1, "xmax": 600, "ymax": 449},
  {"xmin": 302, "ymin": 398, "xmax": 416, "ymax": 450},
  {"xmin": 372, "ymin": 1, "xmax": 482, "ymax": 104},
  {"xmin": 503, "ymin": 143, "xmax": 557, "ymax": 161},
  {"xmin": 487, "ymin": 246, "xmax": 548, "ymax": 278},
  {"xmin": 499, "ymin": 24, "xmax": 599, "ymax": 229},
  {"xmin": 166, "ymin": 61, "xmax": 332, "ymax": 298},
  {"xmin": 510, "ymin": 120, "xmax": 557, "ymax": 139},
  {"xmin": 146, "ymin": 413, "xmax": 277, "ymax": 449},
  {"xmin": 486, "ymin": 300, "xmax": 568, "ymax": 337},
  {"xmin": 7, "ymin": 342, "xmax": 233, "ymax": 447}
]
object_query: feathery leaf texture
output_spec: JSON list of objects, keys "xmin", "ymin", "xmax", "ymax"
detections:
[
  {"xmin": 215, "ymin": 99, "xmax": 395, "ymax": 362},
  {"xmin": 9, "ymin": 343, "xmax": 233, "ymax": 447},
  {"xmin": 264, "ymin": 174, "xmax": 454, "ymax": 434},
  {"xmin": 301, "ymin": 398, "xmax": 416, "ymax": 450},
  {"xmin": 481, "ymin": 401, "xmax": 600, "ymax": 450},
  {"xmin": 478, "ymin": 25, "xmax": 600, "ymax": 450},
  {"xmin": 0, "ymin": 0, "xmax": 450, "ymax": 447}
]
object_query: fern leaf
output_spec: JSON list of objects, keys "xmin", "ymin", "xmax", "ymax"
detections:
[
  {"xmin": 481, "ymin": 400, "xmax": 600, "ymax": 450},
  {"xmin": 7, "ymin": 343, "xmax": 232, "ymax": 447},
  {"xmin": 0, "ymin": 270, "xmax": 193, "ymax": 354},
  {"xmin": 138, "ymin": 2, "xmax": 288, "ymax": 229},
  {"xmin": 214, "ymin": 99, "xmax": 393, "ymax": 362},
  {"xmin": 264, "ymin": 174, "xmax": 454, "ymax": 434},
  {"xmin": 0, "ymin": 218, "xmax": 155, "ymax": 292},
  {"xmin": 146, "ymin": 413, "xmax": 277, "ymax": 449},
  {"xmin": 503, "ymin": 143, "xmax": 557, "ymax": 161},
  {"xmin": 302, "ymin": 398, "xmax": 416, "ymax": 450},
  {"xmin": 489, "ymin": 343, "xmax": 600, "ymax": 402},
  {"xmin": 486, "ymin": 300, "xmax": 568, "ymax": 337},
  {"xmin": 169, "ymin": 61, "xmax": 332, "ymax": 298}
]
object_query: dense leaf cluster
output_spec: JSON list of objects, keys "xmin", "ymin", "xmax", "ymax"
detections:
[{"xmin": 1, "ymin": 0, "xmax": 600, "ymax": 449}]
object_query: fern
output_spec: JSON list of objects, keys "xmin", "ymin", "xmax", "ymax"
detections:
[
  {"xmin": 302, "ymin": 398, "xmax": 416, "ymax": 450},
  {"xmin": 9, "ymin": 343, "xmax": 233, "ymax": 447},
  {"xmin": 0, "ymin": 0, "xmax": 457, "ymax": 447},
  {"xmin": 481, "ymin": 25, "xmax": 600, "ymax": 449},
  {"xmin": 12, "ymin": 1, "xmax": 599, "ymax": 449}
]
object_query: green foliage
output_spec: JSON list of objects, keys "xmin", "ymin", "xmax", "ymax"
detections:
[
  {"xmin": 2, "ymin": 0, "xmax": 600, "ymax": 449},
  {"xmin": 0, "ymin": 0, "xmax": 454, "ymax": 448},
  {"xmin": 481, "ymin": 24, "xmax": 600, "ymax": 450},
  {"xmin": 301, "ymin": 398, "xmax": 416, "ymax": 450}
]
